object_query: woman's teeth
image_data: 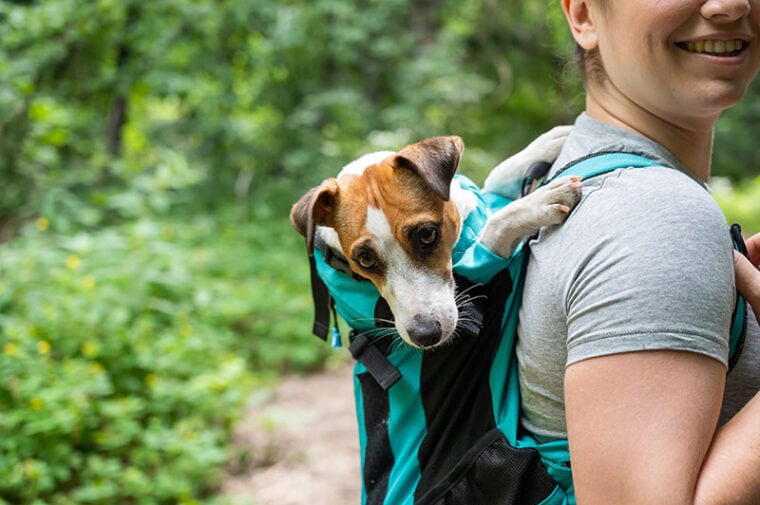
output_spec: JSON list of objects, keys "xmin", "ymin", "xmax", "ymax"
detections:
[{"xmin": 680, "ymin": 39, "xmax": 746, "ymax": 56}]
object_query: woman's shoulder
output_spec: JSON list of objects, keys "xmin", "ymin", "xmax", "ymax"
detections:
[
  {"xmin": 532, "ymin": 163, "xmax": 734, "ymax": 314},
  {"xmin": 571, "ymin": 165, "xmax": 728, "ymax": 239}
]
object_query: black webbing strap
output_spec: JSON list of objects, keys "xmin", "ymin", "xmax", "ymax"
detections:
[
  {"xmin": 349, "ymin": 333, "xmax": 402, "ymax": 390},
  {"xmin": 309, "ymin": 253, "xmax": 332, "ymax": 341}
]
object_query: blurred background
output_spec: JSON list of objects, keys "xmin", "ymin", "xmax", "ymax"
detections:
[{"xmin": 1, "ymin": 0, "xmax": 759, "ymax": 504}]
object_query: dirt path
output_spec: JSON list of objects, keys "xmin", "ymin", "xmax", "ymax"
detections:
[{"xmin": 222, "ymin": 359, "xmax": 361, "ymax": 505}]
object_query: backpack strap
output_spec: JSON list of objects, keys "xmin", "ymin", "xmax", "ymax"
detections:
[
  {"xmin": 551, "ymin": 151, "xmax": 660, "ymax": 180},
  {"xmin": 543, "ymin": 151, "xmax": 747, "ymax": 370},
  {"xmin": 308, "ymin": 253, "xmax": 334, "ymax": 342},
  {"xmin": 729, "ymin": 224, "xmax": 749, "ymax": 370},
  {"xmin": 348, "ymin": 332, "xmax": 402, "ymax": 389}
]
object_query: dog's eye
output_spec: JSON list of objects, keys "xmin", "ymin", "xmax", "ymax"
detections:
[
  {"xmin": 355, "ymin": 250, "xmax": 377, "ymax": 270},
  {"xmin": 417, "ymin": 223, "xmax": 439, "ymax": 248}
]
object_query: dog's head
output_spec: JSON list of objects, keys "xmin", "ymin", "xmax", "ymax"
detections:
[{"xmin": 291, "ymin": 136, "xmax": 465, "ymax": 349}]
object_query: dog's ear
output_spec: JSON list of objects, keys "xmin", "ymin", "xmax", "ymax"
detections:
[
  {"xmin": 391, "ymin": 136, "xmax": 464, "ymax": 201},
  {"xmin": 290, "ymin": 180, "xmax": 340, "ymax": 253}
]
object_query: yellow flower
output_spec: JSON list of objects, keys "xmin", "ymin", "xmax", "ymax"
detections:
[
  {"xmin": 37, "ymin": 341, "xmax": 51, "ymax": 355},
  {"xmin": 36, "ymin": 217, "xmax": 49, "ymax": 232},
  {"xmin": 81, "ymin": 341, "xmax": 97, "ymax": 357},
  {"xmin": 3, "ymin": 342, "xmax": 18, "ymax": 356},
  {"xmin": 82, "ymin": 275, "xmax": 96, "ymax": 290},
  {"xmin": 90, "ymin": 362, "xmax": 104, "ymax": 374},
  {"xmin": 144, "ymin": 373, "xmax": 158, "ymax": 387},
  {"xmin": 66, "ymin": 255, "xmax": 81, "ymax": 270},
  {"xmin": 30, "ymin": 398, "xmax": 43, "ymax": 410}
]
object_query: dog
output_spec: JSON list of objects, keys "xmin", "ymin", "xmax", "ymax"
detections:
[{"xmin": 290, "ymin": 129, "xmax": 579, "ymax": 349}]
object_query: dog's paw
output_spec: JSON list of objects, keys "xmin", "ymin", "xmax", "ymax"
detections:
[
  {"xmin": 532, "ymin": 175, "xmax": 582, "ymax": 224},
  {"xmin": 480, "ymin": 175, "xmax": 581, "ymax": 258}
]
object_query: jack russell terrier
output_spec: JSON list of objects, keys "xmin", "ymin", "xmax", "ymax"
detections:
[{"xmin": 290, "ymin": 128, "xmax": 579, "ymax": 349}]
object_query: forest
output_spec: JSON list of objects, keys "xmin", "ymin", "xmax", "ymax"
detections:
[{"xmin": 1, "ymin": 1, "xmax": 759, "ymax": 503}]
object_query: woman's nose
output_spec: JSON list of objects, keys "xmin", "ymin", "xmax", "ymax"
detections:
[{"xmin": 701, "ymin": 0, "xmax": 752, "ymax": 22}]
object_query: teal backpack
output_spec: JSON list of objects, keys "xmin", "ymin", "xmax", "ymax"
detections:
[{"xmin": 303, "ymin": 152, "xmax": 748, "ymax": 505}]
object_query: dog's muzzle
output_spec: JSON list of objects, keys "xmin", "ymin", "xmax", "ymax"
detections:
[{"xmin": 405, "ymin": 315, "xmax": 443, "ymax": 347}]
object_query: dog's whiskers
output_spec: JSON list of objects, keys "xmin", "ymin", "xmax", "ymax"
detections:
[
  {"xmin": 455, "ymin": 288, "xmax": 487, "ymax": 309},
  {"xmin": 389, "ymin": 334, "xmax": 407, "ymax": 354},
  {"xmin": 456, "ymin": 296, "xmax": 488, "ymax": 311},
  {"xmin": 351, "ymin": 316, "xmax": 396, "ymax": 327},
  {"xmin": 454, "ymin": 282, "xmax": 483, "ymax": 299}
]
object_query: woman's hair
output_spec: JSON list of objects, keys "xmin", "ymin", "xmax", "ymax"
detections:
[
  {"xmin": 574, "ymin": 43, "xmax": 607, "ymax": 85},
  {"xmin": 572, "ymin": 0, "xmax": 609, "ymax": 86}
]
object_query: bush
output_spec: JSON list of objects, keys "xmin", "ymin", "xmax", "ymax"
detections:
[
  {"xmin": 0, "ymin": 203, "xmax": 326, "ymax": 504},
  {"xmin": 714, "ymin": 175, "xmax": 760, "ymax": 235}
]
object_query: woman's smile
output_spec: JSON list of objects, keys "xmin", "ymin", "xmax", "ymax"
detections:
[{"xmin": 677, "ymin": 38, "xmax": 747, "ymax": 56}]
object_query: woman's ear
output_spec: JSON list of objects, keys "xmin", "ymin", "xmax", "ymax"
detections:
[{"xmin": 562, "ymin": 0, "xmax": 599, "ymax": 50}]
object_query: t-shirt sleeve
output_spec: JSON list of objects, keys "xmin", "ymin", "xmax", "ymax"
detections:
[{"xmin": 563, "ymin": 168, "xmax": 735, "ymax": 367}]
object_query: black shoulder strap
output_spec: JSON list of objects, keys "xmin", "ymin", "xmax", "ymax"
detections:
[{"xmin": 729, "ymin": 224, "xmax": 749, "ymax": 371}]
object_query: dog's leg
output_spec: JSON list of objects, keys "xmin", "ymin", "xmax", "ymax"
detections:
[
  {"xmin": 483, "ymin": 126, "xmax": 572, "ymax": 200},
  {"xmin": 480, "ymin": 176, "xmax": 581, "ymax": 258}
]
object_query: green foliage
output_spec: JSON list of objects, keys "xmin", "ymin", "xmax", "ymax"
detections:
[
  {"xmin": 0, "ymin": 201, "xmax": 325, "ymax": 503},
  {"xmin": 3, "ymin": 0, "xmax": 758, "ymax": 229},
  {"xmin": 1, "ymin": 0, "xmax": 759, "ymax": 503},
  {"xmin": 714, "ymin": 176, "xmax": 760, "ymax": 234},
  {"xmin": 0, "ymin": 0, "xmax": 586, "ymax": 227},
  {"xmin": 714, "ymin": 79, "xmax": 760, "ymax": 181}
]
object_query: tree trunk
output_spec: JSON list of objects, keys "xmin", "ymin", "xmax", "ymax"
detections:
[{"xmin": 106, "ymin": 4, "xmax": 139, "ymax": 158}]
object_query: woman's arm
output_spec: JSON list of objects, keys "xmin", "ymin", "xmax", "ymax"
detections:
[
  {"xmin": 567, "ymin": 233, "xmax": 760, "ymax": 505},
  {"xmin": 694, "ymin": 392, "xmax": 760, "ymax": 505},
  {"xmin": 565, "ymin": 350, "xmax": 727, "ymax": 505},
  {"xmin": 693, "ymin": 233, "xmax": 760, "ymax": 504}
]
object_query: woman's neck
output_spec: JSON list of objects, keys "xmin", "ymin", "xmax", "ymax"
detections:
[{"xmin": 585, "ymin": 91, "xmax": 716, "ymax": 182}]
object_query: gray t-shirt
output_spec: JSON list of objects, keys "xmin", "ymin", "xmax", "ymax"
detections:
[{"xmin": 517, "ymin": 113, "xmax": 760, "ymax": 439}]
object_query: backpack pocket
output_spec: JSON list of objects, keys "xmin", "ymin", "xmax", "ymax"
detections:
[{"xmin": 417, "ymin": 428, "xmax": 565, "ymax": 505}]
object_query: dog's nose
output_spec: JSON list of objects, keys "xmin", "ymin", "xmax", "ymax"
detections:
[{"xmin": 406, "ymin": 316, "xmax": 442, "ymax": 348}]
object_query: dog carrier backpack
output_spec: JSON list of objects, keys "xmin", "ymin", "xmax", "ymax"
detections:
[{"xmin": 304, "ymin": 152, "xmax": 748, "ymax": 505}]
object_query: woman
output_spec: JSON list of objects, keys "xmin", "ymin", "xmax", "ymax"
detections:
[{"xmin": 517, "ymin": 1, "xmax": 760, "ymax": 503}]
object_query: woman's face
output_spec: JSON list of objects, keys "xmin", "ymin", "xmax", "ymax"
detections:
[{"xmin": 582, "ymin": 0, "xmax": 760, "ymax": 127}]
